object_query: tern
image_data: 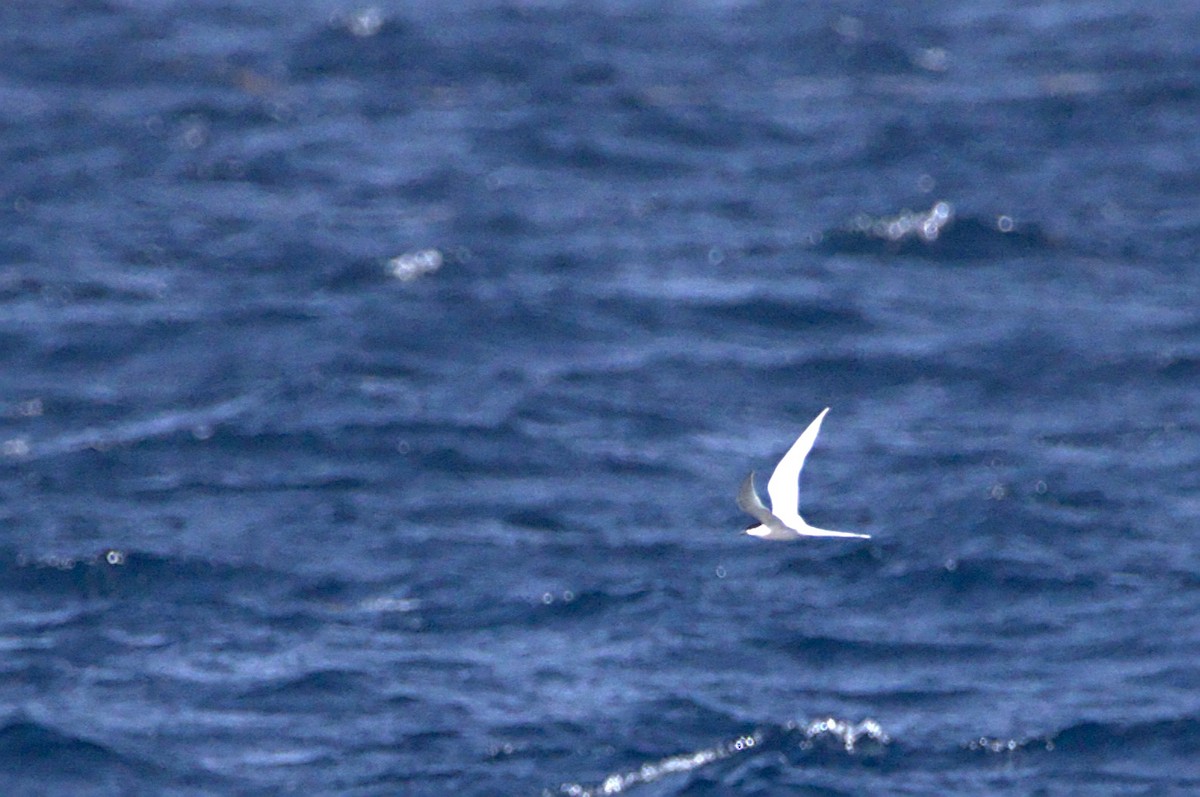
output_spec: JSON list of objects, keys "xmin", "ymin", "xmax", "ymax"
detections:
[{"xmin": 737, "ymin": 408, "xmax": 870, "ymax": 540}]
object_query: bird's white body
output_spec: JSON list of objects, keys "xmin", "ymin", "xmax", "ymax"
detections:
[{"xmin": 737, "ymin": 408, "xmax": 870, "ymax": 540}]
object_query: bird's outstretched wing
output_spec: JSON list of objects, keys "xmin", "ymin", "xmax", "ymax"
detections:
[
  {"xmin": 737, "ymin": 471, "xmax": 796, "ymax": 539},
  {"xmin": 765, "ymin": 407, "xmax": 829, "ymax": 528},
  {"xmin": 794, "ymin": 523, "xmax": 872, "ymax": 539},
  {"xmin": 736, "ymin": 471, "xmax": 775, "ymax": 525}
]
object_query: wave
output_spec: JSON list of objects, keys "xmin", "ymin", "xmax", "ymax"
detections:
[
  {"xmin": 1047, "ymin": 717, "xmax": 1200, "ymax": 760},
  {"xmin": 550, "ymin": 713, "xmax": 1200, "ymax": 795},
  {"xmin": 235, "ymin": 668, "xmax": 374, "ymax": 714},
  {"xmin": 0, "ymin": 715, "xmax": 237, "ymax": 794},
  {"xmin": 550, "ymin": 716, "xmax": 892, "ymax": 796},
  {"xmin": 811, "ymin": 201, "xmax": 1055, "ymax": 260},
  {"xmin": 3, "ymin": 547, "xmax": 276, "ymax": 600},
  {"xmin": 0, "ymin": 717, "xmax": 165, "ymax": 792}
]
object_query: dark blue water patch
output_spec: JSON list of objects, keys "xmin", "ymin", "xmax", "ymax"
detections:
[
  {"xmin": 2, "ymin": 549, "xmax": 306, "ymax": 621},
  {"xmin": 0, "ymin": 326, "xmax": 32, "ymax": 363},
  {"xmin": 1049, "ymin": 717, "xmax": 1200, "ymax": 763},
  {"xmin": 888, "ymin": 550, "xmax": 1102, "ymax": 610},
  {"xmin": 754, "ymin": 633, "xmax": 993, "ymax": 668},
  {"xmin": 487, "ymin": 718, "xmax": 591, "ymax": 759},
  {"xmin": 1, "ymin": 4, "xmax": 171, "ymax": 89},
  {"xmin": 738, "ymin": 352, "xmax": 977, "ymax": 398},
  {"xmin": 503, "ymin": 506, "xmax": 574, "ymax": 534},
  {"xmin": 1156, "ymin": 355, "xmax": 1200, "ymax": 381},
  {"xmin": 858, "ymin": 114, "xmax": 981, "ymax": 167},
  {"xmin": 706, "ymin": 762, "xmax": 855, "ymax": 797},
  {"xmin": 946, "ymin": 553, "xmax": 1099, "ymax": 594},
  {"xmin": 1132, "ymin": 665, "xmax": 1200, "ymax": 692},
  {"xmin": 32, "ymin": 317, "xmax": 201, "ymax": 368},
  {"xmin": 812, "ymin": 210, "xmax": 1056, "ymax": 261},
  {"xmin": 537, "ymin": 585, "xmax": 659, "ymax": 622},
  {"xmin": 0, "ymin": 271, "xmax": 155, "ymax": 304},
  {"xmin": 289, "ymin": 572, "xmax": 364, "ymax": 604},
  {"xmin": 566, "ymin": 58, "xmax": 619, "ymax": 88},
  {"xmin": 287, "ymin": 15, "xmax": 444, "ymax": 85},
  {"xmin": 415, "ymin": 439, "xmax": 536, "ymax": 478},
  {"xmin": 683, "ymin": 297, "xmax": 872, "ymax": 335},
  {"xmin": 1125, "ymin": 74, "xmax": 1200, "ymax": 112},
  {"xmin": 359, "ymin": 164, "xmax": 472, "ymax": 206},
  {"xmin": 729, "ymin": 3, "xmax": 944, "ymax": 75},
  {"xmin": 1035, "ymin": 428, "xmax": 1167, "ymax": 454},
  {"xmin": 833, "ymin": 686, "xmax": 978, "ymax": 712},
  {"xmin": 235, "ymin": 668, "xmax": 374, "ymax": 714},
  {"xmin": 5, "ymin": 547, "xmax": 147, "ymax": 600},
  {"xmin": 414, "ymin": 582, "xmax": 658, "ymax": 635},
  {"xmin": 0, "ymin": 717, "xmax": 169, "ymax": 793},
  {"xmin": 515, "ymin": 383, "xmax": 696, "ymax": 445},
  {"xmin": 352, "ymin": 285, "xmax": 606, "ymax": 361},
  {"xmin": 972, "ymin": 491, "xmax": 1116, "ymax": 539},
  {"xmin": 515, "ymin": 125, "xmax": 700, "ymax": 179},
  {"xmin": 954, "ymin": 719, "xmax": 1200, "ymax": 792},
  {"xmin": 772, "ymin": 542, "xmax": 890, "ymax": 578},
  {"xmin": 392, "ymin": 419, "xmax": 615, "ymax": 480},
  {"xmin": 160, "ymin": 427, "xmax": 379, "ymax": 475},
  {"xmin": 287, "ymin": 5, "xmax": 588, "ymax": 103},
  {"xmin": 1031, "ymin": 486, "xmax": 1117, "ymax": 512},
  {"xmin": 620, "ymin": 97, "xmax": 786, "ymax": 151},
  {"xmin": 625, "ymin": 697, "xmax": 749, "ymax": 754}
]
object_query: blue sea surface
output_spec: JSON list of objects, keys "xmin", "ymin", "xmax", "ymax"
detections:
[{"xmin": 2, "ymin": 1, "xmax": 1200, "ymax": 794}]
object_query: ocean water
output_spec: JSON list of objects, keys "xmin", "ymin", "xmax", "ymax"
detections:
[{"xmin": 2, "ymin": 1, "xmax": 1200, "ymax": 794}]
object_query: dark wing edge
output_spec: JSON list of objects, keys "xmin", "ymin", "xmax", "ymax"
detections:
[{"xmin": 737, "ymin": 471, "xmax": 778, "ymax": 527}]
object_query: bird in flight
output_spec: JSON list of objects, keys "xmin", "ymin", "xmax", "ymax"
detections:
[{"xmin": 737, "ymin": 408, "xmax": 870, "ymax": 540}]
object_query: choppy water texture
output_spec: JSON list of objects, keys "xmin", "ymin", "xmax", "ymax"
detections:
[{"xmin": 3, "ymin": 1, "xmax": 1200, "ymax": 794}]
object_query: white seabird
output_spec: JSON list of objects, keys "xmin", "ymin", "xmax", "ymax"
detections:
[{"xmin": 737, "ymin": 407, "xmax": 870, "ymax": 540}]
